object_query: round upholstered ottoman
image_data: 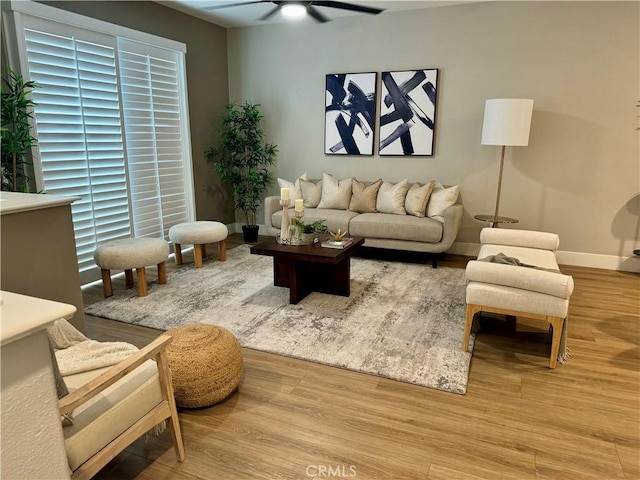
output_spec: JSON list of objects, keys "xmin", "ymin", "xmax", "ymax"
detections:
[
  {"xmin": 94, "ymin": 237, "xmax": 169, "ymax": 297},
  {"xmin": 165, "ymin": 324, "xmax": 243, "ymax": 408},
  {"xmin": 168, "ymin": 221, "xmax": 229, "ymax": 268}
]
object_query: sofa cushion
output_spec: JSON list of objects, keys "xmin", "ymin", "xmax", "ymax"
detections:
[
  {"xmin": 376, "ymin": 179, "xmax": 409, "ymax": 215},
  {"xmin": 349, "ymin": 213, "xmax": 443, "ymax": 243},
  {"xmin": 427, "ymin": 183, "xmax": 460, "ymax": 218},
  {"xmin": 272, "ymin": 208, "xmax": 358, "ymax": 234},
  {"xmin": 318, "ymin": 173, "xmax": 352, "ymax": 209},
  {"xmin": 349, "ymin": 178, "xmax": 382, "ymax": 213},
  {"xmin": 405, "ymin": 180, "xmax": 435, "ymax": 217},
  {"xmin": 277, "ymin": 173, "xmax": 307, "ymax": 201},
  {"xmin": 300, "ymin": 179, "xmax": 323, "ymax": 208}
]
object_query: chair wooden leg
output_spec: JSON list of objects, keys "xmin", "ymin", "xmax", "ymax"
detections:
[
  {"xmin": 101, "ymin": 269, "xmax": 113, "ymax": 298},
  {"xmin": 174, "ymin": 244, "xmax": 183, "ymax": 265},
  {"xmin": 157, "ymin": 262, "xmax": 167, "ymax": 285},
  {"xmin": 155, "ymin": 344, "xmax": 186, "ymax": 462},
  {"xmin": 125, "ymin": 269, "xmax": 134, "ymax": 288},
  {"xmin": 463, "ymin": 304, "xmax": 481, "ymax": 351},
  {"xmin": 219, "ymin": 239, "xmax": 227, "ymax": 262},
  {"xmin": 136, "ymin": 267, "xmax": 148, "ymax": 297},
  {"xmin": 194, "ymin": 244, "xmax": 203, "ymax": 268},
  {"xmin": 548, "ymin": 316, "xmax": 565, "ymax": 369}
]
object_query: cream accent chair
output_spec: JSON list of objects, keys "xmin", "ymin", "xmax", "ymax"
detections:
[
  {"xmin": 462, "ymin": 228, "xmax": 574, "ymax": 368},
  {"xmin": 60, "ymin": 335, "xmax": 185, "ymax": 479}
]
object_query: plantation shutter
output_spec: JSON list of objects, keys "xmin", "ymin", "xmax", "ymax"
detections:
[
  {"xmin": 11, "ymin": 4, "xmax": 195, "ymax": 284},
  {"xmin": 23, "ymin": 25, "xmax": 131, "ymax": 275},
  {"xmin": 118, "ymin": 39, "xmax": 190, "ymax": 239}
]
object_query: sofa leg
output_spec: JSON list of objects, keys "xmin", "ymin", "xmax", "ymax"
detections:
[{"xmin": 548, "ymin": 316, "xmax": 565, "ymax": 369}]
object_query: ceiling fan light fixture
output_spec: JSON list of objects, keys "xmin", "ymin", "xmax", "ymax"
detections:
[{"xmin": 281, "ymin": 3, "xmax": 307, "ymax": 19}]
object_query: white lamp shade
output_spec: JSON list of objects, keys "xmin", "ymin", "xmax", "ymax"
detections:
[
  {"xmin": 481, "ymin": 98, "xmax": 534, "ymax": 146},
  {"xmin": 281, "ymin": 3, "xmax": 306, "ymax": 18}
]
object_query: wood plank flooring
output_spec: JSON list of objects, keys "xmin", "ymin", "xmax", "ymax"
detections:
[{"xmin": 83, "ymin": 234, "xmax": 640, "ymax": 480}]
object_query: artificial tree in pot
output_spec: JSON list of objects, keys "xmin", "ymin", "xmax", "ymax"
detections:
[
  {"xmin": 206, "ymin": 101, "xmax": 277, "ymax": 243},
  {"xmin": 1, "ymin": 68, "xmax": 39, "ymax": 192}
]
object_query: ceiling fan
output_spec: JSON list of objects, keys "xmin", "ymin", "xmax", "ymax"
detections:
[{"xmin": 205, "ymin": 1, "xmax": 385, "ymax": 23}]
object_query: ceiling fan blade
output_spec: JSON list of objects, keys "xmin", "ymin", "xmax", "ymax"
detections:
[
  {"xmin": 306, "ymin": 5, "xmax": 330, "ymax": 22},
  {"xmin": 258, "ymin": 4, "xmax": 282, "ymax": 20},
  {"xmin": 312, "ymin": 1, "xmax": 384, "ymax": 15},
  {"xmin": 205, "ymin": 1, "xmax": 271, "ymax": 10}
]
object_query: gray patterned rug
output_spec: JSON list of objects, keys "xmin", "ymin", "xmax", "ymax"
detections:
[{"xmin": 85, "ymin": 245, "xmax": 475, "ymax": 394}]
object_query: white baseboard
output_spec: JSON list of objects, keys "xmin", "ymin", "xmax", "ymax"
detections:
[{"xmin": 228, "ymin": 225, "xmax": 639, "ymax": 273}]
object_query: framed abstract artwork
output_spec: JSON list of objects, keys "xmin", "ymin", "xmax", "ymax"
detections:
[
  {"xmin": 378, "ymin": 69, "xmax": 439, "ymax": 156},
  {"xmin": 325, "ymin": 72, "xmax": 377, "ymax": 155}
]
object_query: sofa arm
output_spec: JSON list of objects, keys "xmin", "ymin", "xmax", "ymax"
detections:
[
  {"xmin": 480, "ymin": 228, "xmax": 560, "ymax": 251},
  {"xmin": 465, "ymin": 260, "xmax": 574, "ymax": 299},
  {"xmin": 438, "ymin": 203, "xmax": 463, "ymax": 250},
  {"xmin": 264, "ymin": 196, "xmax": 282, "ymax": 234}
]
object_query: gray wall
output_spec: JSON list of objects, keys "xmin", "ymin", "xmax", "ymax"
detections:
[
  {"xmin": 227, "ymin": 1, "xmax": 639, "ymax": 260},
  {"xmin": 40, "ymin": 1, "xmax": 233, "ymax": 223}
]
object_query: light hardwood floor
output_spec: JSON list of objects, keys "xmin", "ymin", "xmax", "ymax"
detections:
[{"xmin": 84, "ymin": 234, "xmax": 640, "ymax": 480}]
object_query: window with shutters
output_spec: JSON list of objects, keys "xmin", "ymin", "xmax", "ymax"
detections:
[{"xmin": 8, "ymin": 2, "xmax": 195, "ymax": 284}]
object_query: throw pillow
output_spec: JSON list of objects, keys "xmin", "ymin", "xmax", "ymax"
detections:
[
  {"xmin": 349, "ymin": 179, "xmax": 382, "ymax": 213},
  {"xmin": 405, "ymin": 180, "xmax": 436, "ymax": 217},
  {"xmin": 427, "ymin": 183, "xmax": 460, "ymax": 218},
  {"xmin": 300, "ymin": 179, "xmax": 323, "ymax": 208},
  {"xmin": 317, "ymin": 173, "xmax": 353, "ymax": 210},
  {"xmin": 277, "ymin": 173, "xmax": 308, "ymax": 201},
  {"xmin": 376, "ymin": 179, "xmax": 409, "ymax": 215}
]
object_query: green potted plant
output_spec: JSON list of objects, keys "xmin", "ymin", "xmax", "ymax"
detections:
[
  {"xmin": 206, "ymin": 101, "xmax": 277, "ymax": 243},
  {"xmin": 1, "ymin": 68, "xmax": 39, "ymax": 192}
]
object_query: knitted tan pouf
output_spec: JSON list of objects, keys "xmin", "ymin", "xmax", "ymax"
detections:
[{"xmin": 165, "ymin": 324, "xmax": 243, "ymax": 408}]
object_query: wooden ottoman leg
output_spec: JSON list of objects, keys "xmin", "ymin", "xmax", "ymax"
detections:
[
  {"xmin": 174, "ymin": 243, "xmax": 183, "ymax": 265},
  {"xmin": 125, "ymin": 269, "xmax": 134, "ymax": 288},
  {"xmin": 194, "ymin": 244, "xmax": 203, "ymax": 268},
  {"xmin": 101, "ymin": 269, "xmax": 113, "ymax": 298},
  {"xmin": 136, "ymin": 267, "xmax": 148, "ymax": 297},
  {"xmin": 158, "ymin": 261, "xmax": 167, "ymax": 285},
  {"xmin": 463, "ymin": 304, "xmax": 481, "ymax": 351},
  {"xmin": 219, "ymin": 239, "xmax": 227, "ymax": 262},
  {"xmin": 201, "ymin": 244, "xmax": 207, "ymax": 259}
]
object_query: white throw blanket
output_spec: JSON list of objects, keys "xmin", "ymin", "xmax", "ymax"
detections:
[{"xmin": 47, "ymin": 319, "xmax": 138, "ymax": 376}]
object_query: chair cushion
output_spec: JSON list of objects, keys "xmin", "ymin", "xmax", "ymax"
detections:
[
  {"xmin": 478, "ymin": 244, "xmax": 560, "ymax": 271},
  {"xmin": 466, "ymin": 282, "xmax": 570, "ymax": 318},
  {"xmin": 349, "ymin": 213, "xmax": 443, "ymax": 243},
  {"xmin": 62, "ymin": 360, "xmax": 163, "ymax": 472}
]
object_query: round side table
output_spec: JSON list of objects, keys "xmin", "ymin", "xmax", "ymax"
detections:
[{"xmin": 473, "ymin": 214, "xmax": 519, "ymax": 228}]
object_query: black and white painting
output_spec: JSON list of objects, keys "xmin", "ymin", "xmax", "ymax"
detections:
[
  {"xmin": 325, "ymin": 72, "xmax": 377, "ymax": 155},
  {"xmin": 378, "ymin": 69, "xmax": 438, "ymax": 156}
]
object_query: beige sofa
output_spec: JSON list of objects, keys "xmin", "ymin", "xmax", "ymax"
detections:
[{"xmin": 264, "ymin": 176, "xmax": 463, "ymax": 267}]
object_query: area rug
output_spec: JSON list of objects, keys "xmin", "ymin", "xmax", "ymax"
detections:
[{"xmin": 85, "ymin": 245, "xmax": 475, "ymax": 394}]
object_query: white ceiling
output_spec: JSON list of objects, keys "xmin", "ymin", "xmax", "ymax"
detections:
[{"xmin": 156, "ymin": 0, "xmax": 480, "ymax": 28}]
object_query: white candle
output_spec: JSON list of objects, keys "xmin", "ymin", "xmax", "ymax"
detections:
[
  {"xmin": 280, "ymin": 188, "xmax": 290, "ymax": 201},
  {"xmin": 295, "ymin": 199, "xmax": 304, "ymax": 212}
]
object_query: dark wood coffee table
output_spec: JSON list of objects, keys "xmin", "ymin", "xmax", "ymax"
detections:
[{"xmin": 250, "ymin": 236, "xmax": 365, "ymax": 304}]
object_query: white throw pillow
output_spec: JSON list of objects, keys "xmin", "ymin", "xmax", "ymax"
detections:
[
  {"xmin": 376, "ymin": 179, "xmax": 409, "ymax": 215},
  {"xmin": 427, "ymin": 183, "xmax": 460, "ymax": 218},
  {"xmin": 277, "ymin": 173, "xmax": 308, "ymax": 200},
  {"xmin": 317, "ymin": 173, "xmax": 353, "ymax": 210},
  {"xmin": 300, "ymin": 179, "xmax": 323, "ymax": 208},
  {"xmin": 405, "ymin": 180, "xmax": 436, "ymax": 217}
]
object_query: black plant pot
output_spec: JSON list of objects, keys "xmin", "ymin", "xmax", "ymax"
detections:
[{"xmin": 242, "ymin": 225, "xmax": 259, "ymax": 243}]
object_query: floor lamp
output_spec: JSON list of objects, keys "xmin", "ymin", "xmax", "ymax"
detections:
[{"xmin": 481, "ymin": 98, "xmax": 534, "ymax": 224}]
